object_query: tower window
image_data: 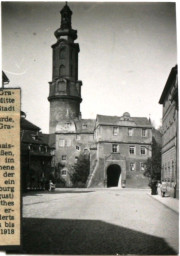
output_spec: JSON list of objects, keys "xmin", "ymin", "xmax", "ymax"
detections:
[
  {"xmin": 112, "ymin": 144, "xmax": 119, "ymax": 153},
  {"xmin": 113, "ymin": 127, "xmax": 118, "ymax": 135},
  {"xmin": 129, "ymin": 146, "xmax": 135, "ymax": 155},
  {"xmin": 59, "ymin": 47, "xmax": 65, "ymax": 59},
  {"xmin": 59, "ymin": 65, "xmax": 65, "ymax": 76}
]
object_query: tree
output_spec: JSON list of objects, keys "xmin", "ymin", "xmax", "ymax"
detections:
[
  {"xmin": 70, "ymin": 153, "xmax": 90, "ymax": 187},
  {"xmin": 144, "ymin": 137, "xmax": 161, "ymax": 181}
]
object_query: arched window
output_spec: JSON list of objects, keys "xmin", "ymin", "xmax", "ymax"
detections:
[
  {"xmin": 59, "ymin": 65, "xmax": 65, "ymax": 76},
  {"xmin": 59, "ymin": 47, "xmax": 65, "ymax": 59}
]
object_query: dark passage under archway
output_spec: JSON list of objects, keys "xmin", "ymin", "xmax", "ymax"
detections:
[{"xmin": 107, "ymin": 164, "xmax": 121, "ymax": 187}]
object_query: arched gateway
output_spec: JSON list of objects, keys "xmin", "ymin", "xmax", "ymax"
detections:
[{"xmin": 107, "ymin": 164, "xmax": 121, "ymax": 187}]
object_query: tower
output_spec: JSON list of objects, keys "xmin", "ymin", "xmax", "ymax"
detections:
[{"xmin": 48, "ymin": 3, "xmax": 82, "ymax": 133}]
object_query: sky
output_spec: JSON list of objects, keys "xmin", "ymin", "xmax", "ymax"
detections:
[{"xmin": 2, "ymin": 1, "xmax": 177, "ymax": 133}]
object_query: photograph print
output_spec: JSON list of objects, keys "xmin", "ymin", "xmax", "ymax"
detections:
[{"xmin": 1, "ymin": 1, "xmax": 179, "ymax": 255}]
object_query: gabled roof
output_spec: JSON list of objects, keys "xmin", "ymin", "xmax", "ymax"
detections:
[
  {"xmin": 96, "ymin": 114, "xmax": 151, "ymax": 128},
  {"xmin": 75, "ymin": 119, "xmax": 96, "ymax": 133},
  {"xmin": 21, "ymin": 117, "xmax": 40, "ymax": 131},
  {"xmin": 159, "ymin": 65, "xmax": 178, "ymax": 104},
  {"xmin": 39, "ymin": 133, "xmax": 49, "ymax": 144},
  {"xmin": 21, "ymin": 130, "xmax": 52, "ymax": 146}
]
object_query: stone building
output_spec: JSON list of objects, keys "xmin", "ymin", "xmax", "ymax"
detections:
[
  {"xmin": 159, "ymin": 65, "xmax": 178, "ymax": 198},
  {"xmin": 21, "ymin": 111, "xmax": 55, "ymax": 191},
  {"xmin": 48, "ymin": 3, "xmax": 152, "ymax": 188},
  {"xmin": 87, "ymin": 113, "xmax": 152, "ymax": 188}
]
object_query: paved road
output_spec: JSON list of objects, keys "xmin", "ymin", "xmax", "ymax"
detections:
[{"xmin": 21, "ymin": 188, "xmax": 178, "ymax": 255}]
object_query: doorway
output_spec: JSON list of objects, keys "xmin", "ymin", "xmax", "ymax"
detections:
[{"xmin": 107, "ymin": 164, "xmax": 121, "ymax": 187}]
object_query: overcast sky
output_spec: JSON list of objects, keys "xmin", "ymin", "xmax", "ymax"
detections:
[{"xmin": 2, "ymin": 1, "xmax": 177, "ymax": 133}]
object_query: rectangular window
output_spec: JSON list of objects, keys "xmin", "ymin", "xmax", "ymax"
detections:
[
  {"xmin": 62, "ymin": 155, "xmax": 67, "ymax": 160},
  {"xmin": 113, "ymin": 127, "xmax": 118, "ymax": 135},
  {"xmin": 82, "ymin": 124, "xmax": 87, "ymax": 129},
  {"xmin": 130, "ymin": 163, "xmax": 135, "ymax": 171},
  {"xmin": 129, "ymin": 146, "xmax": 135, "ymax": 155},
  {"xmin": 67, "ymin": 139, "xmax": 71, "ymax": 147},
  {"xmin": 61, "ymin": 170, "xmax": 67, "ymax": 176},
  {"xmin": 76, "ymin": 145, "xmax": 80, "ymax": 151},
  {"xmin": 75, "ymin": 156, "xmax": 78, "ymax": 163},
  {"xmin": 142, "ymin": 129, "xmax": 147, "ymax": 137},
  {"xmin": 59, "ymin": 139, "xmax": 65, "ymax": 147},
  {"xmin": 76, "ymin": 134, "xmax": 80, "ymax": 140},
  {"xmin": 112, "ymin": 144, "xmax": 119, "ymax": 153},
  {"xmin": 128, "ymin": 128, "xmax": 133, "ymax": 136},
  {"xmin": 141, "ymin": 146, "xmax": 146, "ymax": 155}
]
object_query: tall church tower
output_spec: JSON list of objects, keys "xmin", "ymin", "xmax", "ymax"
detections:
[{"xmin": 48, "ymin": 3, "xmax": 82, "ymax": 133}]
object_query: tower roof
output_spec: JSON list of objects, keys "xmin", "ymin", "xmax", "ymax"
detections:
[
  {"xmin": 54, "ymin": 3, "xmax": 77, "ymax": 40},
  {"xmin": 60, "ymin": 2, "xmax": 72, "ymax": 15}
]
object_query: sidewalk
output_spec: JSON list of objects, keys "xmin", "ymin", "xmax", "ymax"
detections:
[{"xmin": 147, "ymin": 192, "xmax": 179, "ymax": 214}]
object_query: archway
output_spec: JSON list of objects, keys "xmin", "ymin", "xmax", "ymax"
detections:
[{"xmin": 107, "ymin": 164, "xmax": 121, "ymax": 187}]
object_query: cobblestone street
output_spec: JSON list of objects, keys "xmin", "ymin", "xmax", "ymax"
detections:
[{"xmin": 21, "ymin": 188, "xmax": 178, "ymax": 255}]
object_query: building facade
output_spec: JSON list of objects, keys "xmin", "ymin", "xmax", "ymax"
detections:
[
  {"xmin": 159, "ymin": 65, "xmax": 178, "ymax": 198},
  {"xmin": 48, "ymin": 4, "xmax": 152, "ymax": 188},
  {"xmin": 87, "ymin": 113, "xmax": 152, "ymax": 188},
  {"xmin": 21, "ymin": 111, "xmax": 55, "ymax": 191}
]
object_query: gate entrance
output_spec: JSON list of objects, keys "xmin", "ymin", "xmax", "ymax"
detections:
[{"xmin": 107, "ymin": 164, "xmax": 121, "ymax": 187}]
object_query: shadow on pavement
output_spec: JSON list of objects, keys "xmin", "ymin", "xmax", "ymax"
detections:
[
  {"xmin": 23, "ymin": 190, "xmax": 94, "ymax": 197},
  {"xmin": 14, "ymin": 218, "xmax": 177, "ymax": 255}
]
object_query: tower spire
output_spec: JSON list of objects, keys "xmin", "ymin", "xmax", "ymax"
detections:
[{"xmin": 54, "ymin": 3, "xmax": 77, "ymax": 40}]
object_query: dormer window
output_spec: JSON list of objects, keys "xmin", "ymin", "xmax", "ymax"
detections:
[
  {"xmin": 65, "ymin": 122, "xmax": 71, "ymax": 129},
  {"xmin": 82, "ymin": 124, "xmax": 87, "ymax": 129}
]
